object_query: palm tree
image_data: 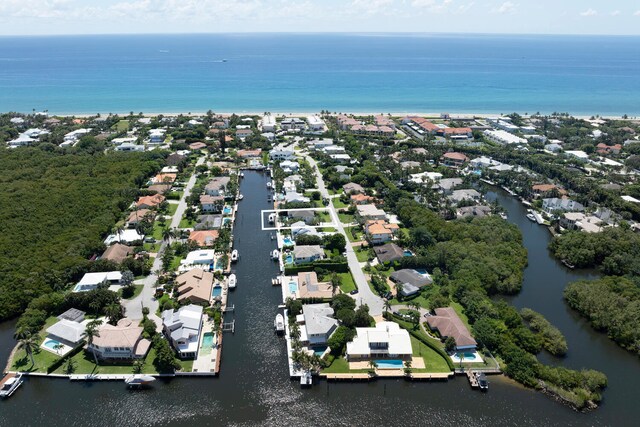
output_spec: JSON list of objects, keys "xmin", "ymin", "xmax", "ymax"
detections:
[
  {"xmin": 84, "ymin": 320, "xmax": 103, "ymax": 366},
  {"xmin": 383, "ymin": 300, "xmax": 391, "ymax": 313},
  {"xmin": 16, "ymin": 330, "xmax": 40, "ymax": 367},
  {"xmin": 63, "ymin": 358, "xmax": 77, "ymax": 375},
  {"xmin": 104, "ymin": 303, "xmax": 123, "ymax": 325},
  {"xmin": 330, "ymin": 272, "xmax": 341, "ymax": 296},
  {"xmin": 368, "ymin": 360, "xmax": 378, "ymax": 375},
  {"xmin": 132, "ymin": 360, "xmax": 145, "ymax": 374}
]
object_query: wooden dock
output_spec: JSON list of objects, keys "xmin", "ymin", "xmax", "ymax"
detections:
[{"xmin": 467, "ymin": 371, "xmax": 479, "ymax": 388}]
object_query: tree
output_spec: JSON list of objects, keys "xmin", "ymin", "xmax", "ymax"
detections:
[
  {"xmin": 368, "ymin": 359, "xmax": 378, "ymax": 375},
  {"xmin": 444, "ymin": 336, "xmax": 457, "ymax": 353},
  {"xmin": 323, "ymin": 233, "xmax": 346, "ymax": 252},
  {"xmin": 327, "ymin": 325, "xmax": 354, "ymax": 355},
  {"xmin": 16, "ymin": 330, "xmax": 40, "ymax": 367},
  {"xmin": 330, "ymin": 272, "xmax": 341, "ymax": 295},
  {"xmin": 84, "ymin": 319, "xmax": 103, "ymax": 366},
  {"xmin": 404, "ymin": 359, "xmax": 413, "ymax": 376},
  {"xmin": 132, "ymin": 359, "xmax": 145, "ymax": 374},
  {"xmin": 104, "ymin": 302, "xmax": 124, "ymax": 325},
  {"xmin": 331, "ymin": 293, "xmax": 356, "ymax": 312},
  {"xmin": 383, "ymin": 299, "xmax": 391, "ymax": 313},
  {"xmin": 63, "ymin": 358, "xmax": 77, "ymax": 375},
  {"xmin": 152, "ymin": 336, "xmax": 180, "ymax": 373},
  {"xmin": 354, "ymin": 304, "xmax": 373, "ymax": 327}
]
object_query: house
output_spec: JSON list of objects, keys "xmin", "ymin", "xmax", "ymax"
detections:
[
  {"xmin": 293, "ymin": 245, "xmax": 325, "ymax": 264},
  {"xmin": 182, "ymin": 250, "xmax": 216, "ymax": 267},
  {"xmin": 373, "ymin": 243, "xmax": 405, "ymax": 264},
  {"xmin": 483, "ymin": 129, "xmax": 527, "ymax": 145},
  {"xmin": 365, "ymin": 220, "xmax": 398, "ymax": 245},
  {"xmin": 88, "ymin": 318, "xmax": 151, "ymax": 360},
  {"xmin": 101, "ymin": 243, "xmax": 134, "ymax": 264},
  {"xmin": 152, "ymin": 173, "xmax": 177, "ymax": 184},
  {"xmin": 148, "ymin": 184, "xmax": 172, "ymax": 194},
  {"xmin": 57, "ymin": 308, "xmax": 85, "ymax": 323},
  {"xmin": 73, "ymin": 271, "xmax": 122, "ymax": 292},
  {"xmin": 188, "ymin": 230, "xmax": 219, "ymax": 247},
  {"xmin": 448, "ymin": 189, "xmax": 481, "ymax": 204},
  {"xmin": 166, "ymin": 153, "xmax": 187, "ymax": 167},
  {"xmin": 284, "ymin": 192, "xmax": 310, "ymax": 204},
  {"xmin": 237, "ymin": 148, "xmax": 262, "ymax": 158},
  {"xmin": 343, "ymin": 182, "xmax": 365, "ymax": 195},
  {"xmin": 356, "ymin": 204, "xmax": 387, "ymax": 221},
  {"xmin": 306, "ymin": 115, "xmax": 326, "ymax": 132},
  {"xmin": 441, "ymin": 152, "xmax": 469, "ymax": 168},
  {"xmin": 456, "ymin": 205, "xmax": 492, "ymax": 219},
  {"xmin": 297, "ymin": 304, "xmax": 338, "ymax": 346},
  {"xmin": 292, "ymin": 221, "xmax": 320, "ymax": 238},
  {"xmin": 148, "ymin": 129, "xmax": 166, "ymax": 144},
  {"xmin": 280, "ymin": 160, "xmax": 299, "ymax": 174},
  {"xmin": 390, "ymin": 269, "xmax": 432, "ymax": 289},
  {"xmin": 104, "ymin": 229, "xmax": 144, "ymax": 246},
  {"xmin": 532, "ymin": 184, "xmax": 566, "ymax": 198},
  {"xmin": 409, "ymin": 172, "xmax": 443, "ymax": 185},
  {"xmin": 329, "ymin": 153, "xmax": 352, "ymax": 164},
  {"xmin": 261, "ymin": 114, "xmax": 277, "ymax": 132},
  {"xmin": 346, "ymin": 322, "xmax": 412, "ymax": 361},
  {"xmin": 565, "ymin": 150, "xmax": 589, "ymax": 160},
  {"xmin": 195, "ymin": 214, "xmax": 223, "ymax": 230},
  {"xmin": 200, "ymin": 194, "xmax": 224, "ymax": 213},
  {"xmin": 433, "ymin": 178, "xmax": 463, "ymax": 194},
  {"xmin": 426, "ymin": 307, "xmax": 477, "ymax": 351},
  {"xmin": 401, "ymin": 161, "xmax": 421, "ymax": 169},
  {"xmin": 126, "ymin": 209, "xmax": 152, "ymax": 228},
  {"xmin": 269, "ymin": 149, "xmax": 295, "ymax": 161},
  {"xmin": 44, "ymin": 319, "xmax": 86, "ymax": 354},
  {"xmin": 115, "ymin": 142, "xmax": 144, "ymax": 152},
  {"xmin": 560, "ymin": 213, "xmax": 604, "ymax": 233},
  {"xmin": 204, "ymin": 177, "xmax": 230, "ymax": 197},
  {"xmin": 162, "ymin": 305, "xmax": 203, "ymax": 359},
  {"xmin": 542, "ymin": 198, "xmax": 585, "ymax": 215},
  {"xmin": 470, "ymin": 156, "xmax": 502, "ymax": 170},
  {"xmin": 175, "ymin": 268, "xmax": 214, "ymax": 305},
  {"xmin": 296, "ymin": 272, "xmax": 334, "ymax": 299},
  {"xmin": 350, "ymin": 193, "xmax": 376, "ymax": 205},
  {"xmin": 136, "ymin": 194, "xmax": 165, "ymax": 209},
  {"xmin": 188, "ymin": 142, "xmax": 207, "ymax": 150},
  {"xmin": 596, "ymin": 143, "xmax": 622, "ymax": 155},
  {"xmin": 323, "ymin": 145, "xmax": 347, "ymax": 155},
  {"xmin": 236, "ymin": 129, "xmax": 253, "ymax": 140},
  {"xmin": 288, "ymin": 209, "xmax": 315, "ymax": 224},
  {"xmin": 280, "ymin": 117, "xmax": 307, "ymax": 131}
]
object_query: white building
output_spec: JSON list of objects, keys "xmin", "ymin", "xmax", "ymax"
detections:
[
  {"xmin": 346, "ymin": 322, "xmax": 412, "ymax": 360},
  {"xmin": 73, "ymin": 271, "xmax": 123, "ymax": 292},
  {"xmin": 297, "ymin": 304, "xmax": 338, "ymax": 346},
  {"xmin": 148, "ymin": 129, "xmax": 166, "ymax": 144},
  {"xmin": 280, "ymin": 117, "xmax": 307, "ymax": 131},
  {"xmin": 483, "ymin": 129, "xmax": 527, "ymax": 145},
  {"xmin": 181, "ymin": 250, "xmax": 216, "ymax": 267},
  {"xmin": 162, "ymin": 304, "xmax": 203, "ymax": 359},
  {"xmin": 270, "ymin": 149, "xmax": 295, "ymax": 161},
  {"xmin": 306, "ymin": 115, "xmax": 326, "ymax": 132},
  {"xmin": 261, "ymin": 114, "xmax": 277, "ymax": 132},
  {"xmin": 409, "ymin": 171, "xmax": 442, "ymax": 184}
]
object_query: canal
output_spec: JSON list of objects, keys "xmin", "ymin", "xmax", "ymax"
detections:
[{"xmin": 0, "ymin": 173, "xmax": 635, "ymax": 426}]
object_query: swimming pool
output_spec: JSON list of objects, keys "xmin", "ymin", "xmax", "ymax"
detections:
[
  {"xmin": 223, "ymin": 206, "xmax": 232, "ymax": 215},
  {"xmin": 374, "ymin": 359, "xmax": 404, "ymax": 369},
  {"xmin": 415, "ymin": 269, "xmax": 428, "ymax": 276},
  {"xmin": 43, "ymin": 338, "xmax": 62, "ymax": 351},
  {"xmin": 200, "ymin": 332, "xmax": 214, "ymax": 355},
  {"xmin": 285, "ymin": 254, "xmax": 294, "ymax": 264},
  {"xmin": 212, "ymin": 286, "xmax": 222, "ymax": 297},
  {"xmin": 222, "ymin": 217, "xmax": 232, "ymax": 225},
  {"xmin": 283, "ymin": 237, "xmax": 294, "ymax": 246},
  {"xmin": 215, "ymin": 258, "xmax": 225, "ymax": 270},
  {"xmin": 311, "ymin": 346, "xmax": 327, "ymax": 356},
  {"xmin": 403, "ymin": 250, "xmax": 413, "ymax": 257},
  {"xmin": 288, "ymin": 281, "xmax": 298, "ymax": 294}
]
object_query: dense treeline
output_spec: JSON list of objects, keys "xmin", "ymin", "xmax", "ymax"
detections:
[
  {"xmin": 0, "ymin": 148, "xmax": 164, "ymax": 319},
  {"xmin": 521, "ymin": 308, "xmax": 568, "ymax": 356},
  {"xmin": 549, "ymin": 228, "xmax": 640, "ymax": 274},
  {"xmin": 564, "ymin": 277, "xmax": 640, "ymax": 356}
]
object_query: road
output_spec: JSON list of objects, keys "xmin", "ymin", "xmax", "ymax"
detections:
[
  {"xmin": 124, "ymin": 155, "xmax": 206, "ymax": 320},
  {"xmin": 305, "ymin": 155, "xmax": 384, "ymax": 316}
]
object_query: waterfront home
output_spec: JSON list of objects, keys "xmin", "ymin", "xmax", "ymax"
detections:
[
  {"xmin": 456, "ymin": 205, "xmax": 492, "ymax": 219},
  {"xmin": 175, "ymin": 268, "xmax": 214, "ymax": 305},
  {"xmin": 560, "ymin": 212, "xmax": 603, "ymax": 233},
  {"xmin": 441, "ymin": 127, "xmax": 473, "ymax": 139},
  {"xmin": 409, "ymin": 171, "xmax": 443, "ymax": 185},
  {"xmin": 448, "ymin": 189, "xmax": 481, "ymax": 204},
  {"xmin": 281, "ymin": 117, "xmax": 307, "ymax": 131},
  {"xmin": 390, "ymin": 269, "xmax": 432, "ymax": 289},
  {"xmin": 136, "ymin": 194, "xmax": 165, "ymax": 209},
  {"xmin": 542, "ymin": 198, "xmax": 585, "ymax": 215},
  {"xmin": 280, "ymin": 160, "xmax": 299, "ymax": 174},
  {"xmin": 261, "ymin": 114, "xmax": 277, "ymax": 132},
  {"xmin": 57, "ymin": 308, "xmax": 86, "ymax": 322},
  {"xmin": 73, "ymin": 271, "xmax": 123, "ymax": 292},
  {"xmin": 297, "ymin": 304, "xmax": 338, "ymax": 346},
  {"xmin": 104, "ymin": 229, "xmax": 144, "ymax": 246},
  {"xmin": 329, "ymin": 153, "xmax": 352, "ymax": 164},
  {"xmin": 470, "ymin": 156, "xmax": 502, "ymax": 170},
  {"xmin": 373, "ymin": 243, "xmax": 405, "ymax": 264},
  {"xmin": 306, "ymin": 115, "xmax": 326, "ymax": 132},
  {"xmin": 293, "ymin": 245, "xmax": 325, "ymax": 264},
  {"xmin": 426, "ymin": 307, "xmax": 477, "ymax": 351},
  {"xmin": 204, "ymin": 177, "xmax": 231, "ymax": 197},
  {"xmin": 433, "ymin": 178, "xmax": 463, "ymax": 195},
  {"xmin": 237, "ymin": 148, "xmax": 262, "ymax": 158},
  {"xmin": 441, "ymin": 152, "xmax": 469, "ymax": 168},
  {"xmin": 346, "ymin": 322, "xmax": 412, "ymax": 361},
  {"xmin": 89, "ymin": 318, "xmax": 151, "ymax": 360},
  {"xmin": 283, "ymin": 174, "xmax": 303, "ymax": 192},
  {"xmin": 269, "ymin": 149, "xmax": 295, "ymax": 161},
  {"xmin": 200, "ymin": 194, "xmax": 224, "ymax": 213},
  {"xmin": 292, "ymin": 222, "xmax": 319, "ymax": 238},
  {"xmin": 343, "ymin": 182, "xmax": 365, "ymax": 195},
  {"xmin": 100, "ymin": 243, "xmax": 134, "ymax": 264},
  {"xmin": 188, "ymin": 141, "xmax": 207, "ymax": 150},
  {"xmin": 356, "ymin": 204, "xmax": 387, "ymax": 222},
  {"xmin": 284, "ymin": 191, "xmax": 310, "ymax": 204},
  {"xmin": 288, "ymin": 209, "xmax": 315, "ymax": 224},
  {"xmin": 162, "ymin": 304, "xmax": 204, "ymax": 359},
  {"xmin": 43, "ymin": 319, "xmax": 85, "ymax": 355},
  {"xmin": 532, "ymin": 184, "xmax": 566, "ymax": 198},
  {"xmin": 365, "ymin": 220, "xmax": 399, "ymax": 245},
  {"xmin": 188, "ymin": 230, "xmax": 219, "ymax": 247},
  {"xmin": 350, "ymin": 193, "xmax": 376, "ymax": 205},
  {"xmin": 296, "ymin": 272, "xmax": 334, "ymax": 299},
  {"xmin": 195, "ymin": 214, "xmax": 223, "ymax": 230},
  {"xmin": 181, "ymin": 250, "xmax": 216, "ymax": 269}
]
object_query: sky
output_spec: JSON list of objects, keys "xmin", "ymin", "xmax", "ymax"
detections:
[{"xmin": 0, "ymin": 0, "xmax": 640, "ymax": 36}]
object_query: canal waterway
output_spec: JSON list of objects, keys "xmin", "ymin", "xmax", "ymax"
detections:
[{"xmin": 0, "ymin": 173, "xmax": 635, "ymax": 426}]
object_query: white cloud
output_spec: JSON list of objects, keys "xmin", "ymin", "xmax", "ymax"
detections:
[
  {"xmin": 411, "ymin": 0, "xmax": 454, "ymax": 13},
  {"xmin": 580, "ymin": 8, "xmax": 597, "ymax": 17},
  {"xmin": 634, "ymin": 10, "xmax": 640, "ymax": 16},
  {"xmin": 494, "ymin": 1, "xmax": 515, "ymax": 14},
  {"xmin": 610, "ymin": 10, "xmax": 620, "ymax": 17}
]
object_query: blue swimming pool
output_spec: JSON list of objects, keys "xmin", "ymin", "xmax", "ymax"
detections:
[
  {"xmin": 215, "ymin": 258, "xmax": 225, "ymax": 270},
  {"xmin": 200, "ymin": 332, "xmax": 214, "ymax": 355},
  {"xmin": 43, "ymin": 338, "xmax": 62, "ymax": 350},
  {"xmin": 415, "ymin": 269, "xmax": 428, "ymax": 275},
  {"xmin": 285, "ymin": 254, "xmax": 294, "ymax": 264},
  {"xmin": 375, "ymin": 359, "xmax": 404, "ymax": 369},
  {"xmin": 288, "ymin": 281, "xmax": 298, "ymax": 293},
  {"xmin": 403, "ymin": 250, "xmax": 413, "ymax": 257},
  {"xmin": 456, "ymin": 352, "xmax": 477, "ymax": 359},
  {"xmin": 283, "ymin": 237, "xmax": 294, "ymax": 246},
  {"xmin": 223, "ymin": 206, "xmax": 232, "ymax": 215},
  {"xmin": 312, "ymin": 346, "xmax": 327, "ymax": 356},
  {"xmin": 222, "ymin": 217, "xmax": 231, "ymax": 225},
  {"xmin": 212, "ymin": 286, "xmax": 222, "ymax": 297}
]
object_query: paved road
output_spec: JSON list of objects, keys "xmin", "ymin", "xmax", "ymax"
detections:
[
  {"xmin": 124, "ymin": 155, "xmax": 206, "ymax": 320},
  {"xmin": 305, "ymin": 155, "xmax": 384, "ymax": 316}
]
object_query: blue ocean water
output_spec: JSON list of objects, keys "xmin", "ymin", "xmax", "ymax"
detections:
[{"xmin": 0, "ymin": 33, "xmax": 639, "ymax": 115}]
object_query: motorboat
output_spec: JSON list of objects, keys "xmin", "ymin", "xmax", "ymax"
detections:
[
  {"xmin": 0, "ymin": 373, "xmax": 23, "ymax": 398},
  {"xmin": 228, "ymin": 273, "xmax": 237, "ymax": 289},
  {"xmin": 274, "ymin": 313, "xmax": 285, "ymax": 334},
  {"xmin": 268, "ymin": 213, "xmax": 276, "ymax": 224},
  {"xmin": 300, "ymin": 371, "xmax": 313, "ymax": 388},
  {"xmin": 231, "ymin": 249, "xmax": 239, "ymax": 262},
  {"xmin": 476, "ymin": 372, "xmax": 489, "ymax": 391},
  {"xmin": 266, "ymin": 181, "xmax": 272, "ymax": 188},
  {"xmin": 239, "ymin": 172, "xmax": 244, "ymax": 178},
  {"xmin": 526, "ymin": 209, "xmax": 536, "ymax": 222},
  {"xmin": 271, "ymin": 249, "xmax": 280, "ymax": 260},
  {"xmin": 125, "ymin": 374, "xmax": 156, "ymax": 387},
  {"xmin": 238, "ymin": 194, "xmax": 244, "ymax": 201},
  {"xmin": 499, "ymin": 212, "xmax": 508, "ymax": 220}
]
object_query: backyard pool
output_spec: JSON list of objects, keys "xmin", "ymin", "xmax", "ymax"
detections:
[
  {"xmin": 215, "ymin": 258, "xmax": 225, "ymax": 270},
  {"xmin": 43, "ymin": 338, "xmax": 62, "ymax": 351},
  {"xmin": 311, "ymin": 346, "xmax": 328, "ymax": 356},
  {"xmin": 223, "ymin": 206, "xmax": 233, "ymax": 215},
  {"xmin": 375, "ymin": 359, "xmax": 404, "ymax": 369},
  {"xmin": 212, "ymin": 286, "xmax": 222, "ymax": 297},
  {"xmin": 200, "ymin": 332, "xmax": 214, "ymax": 355},
  {"xmin": 403, "ymin": 250, "xmax": 413, "ymax": 257},
  {"xmin": 288, "ymin": 281, "xmax": 298, "ymax": 294},
  {"xmin": 222, "ymin": 217, "xmax": 232, "ymax": 226},
  {"xmin": 282, "ymin": 237, "xmax": 294, "ymax": 246},
  {"xmin": 415, "ymin": 269, "xmax": 429, "ymax": 276},
  {"xmin": 450, "ymin": 351, "xmax": 483, "ymax": 363},
  {"xmin": 285, "ymin": 254, "xmax": 294, "ymax": 264}
]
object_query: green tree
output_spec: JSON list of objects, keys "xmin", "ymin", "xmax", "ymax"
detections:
[
  {"xmin": 84, "ymin": 319, "xmax": 103, "ymax": 366},
  {"xmin": 16, "ymin": 330, "xmax": 40, "ymax": 367}
]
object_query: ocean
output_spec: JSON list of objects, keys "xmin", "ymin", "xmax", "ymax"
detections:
[{"xmin": 0, "ymin": 33, "xmax": 639, "ymax": 116}]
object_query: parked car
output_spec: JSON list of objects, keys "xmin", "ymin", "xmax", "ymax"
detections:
[{"xmin": 349, "ymin": 289, "xmax": 359, "ymax": 295}]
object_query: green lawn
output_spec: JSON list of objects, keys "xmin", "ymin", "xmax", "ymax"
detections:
[
  {"xmin": 344, "ymin": 226, "xmax": 364, "ymax": 243},
  {"xmin": 338, "ymin": 213, "xmax": 355, "ymax": 224},
  {"xmin": 11, "ymin": 346, "xmax": 61, "ymax": 373},
  {"xmin": 338, "ymin": 272, "xmax": 356, "ymax": 293},
  {"xmin": 409, "ymin": 335, "xmax": 452, "ymax": 373},
  {"xmin": 120, "ymin": 284, "xmax": 144, "ymax": 300},
  {"xmin": 319, "ymin": 227, "xmax": 337, "ymax": 233},
  {"xmin": 114, "ymin": 120, "xmax": 129, "ymax": 132},
  {"xmin": 315, "ymin": 211, "xmax": 331, "ymax": 223},
  {"xmin": 166, "ymin": 203, "xmax": 178, "ymax": 216},
  {"xmin": 143, "ymin": 242, "xmax": 161, "ymax": 253},
  {"xmin": 332, "ymin": 198, "xmax": 348, "ymax": 209},
  {"xmin": 322, "ymin": 356, "xmax": 368, "ymax": 374},
  {"xmin": 152, "ymin": 222, "xmax": 165, "ymax": 240},
  {"xmin": 354, "ymin": 246, "xmax": 372, "ymax": 262},
  {"xmin": 169, "ymin": 255, "xmax": 185, "ymax": 271},
  {"xmin": 179, "ymin": 217, "xmax": 196, "ymax": 229}
]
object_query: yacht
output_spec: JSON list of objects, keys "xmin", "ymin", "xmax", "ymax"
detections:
[
  {"xmin": 228, "ymin": 273, "xmax": 237, "ymax": 289},
  {"xmin": 238, "ymin": 194, "xmax": 244, "ymax": 201},
  {"xmin": 271, "ymin": 249, "xmax": 280, "ymax": 260},
  {"xmin": 125, "ymin": 374, "xmax": 156, "ymax": 387},
  {"xmin": 476, "ymin": 372, "xmax": 489, "ymax": 391},
  {"xmin": 0, "ymin": 373, "xmax": 23, "ymax": 398},
  {"xmin": 239, "ymin": 172, "xmax": 244, "ymax": 178},
  {"xmin": 274, "ymin": 313, "xmax": 285, "ymax": 334},
  {"xmin": 266, "ymin": 181, "xmax": 272, "ymax": 188},
  {"xmin": 268, "ymin": 213, "xmax": 276, "ymax": 224},
  {"xmin": 526, "ymin": 209, "xmax": 536, "ymax": 222},
  {"xmin": 300, "ymin": 371, "xmax": 313, "ymax": 388},
  {"xmin": 231, "ymin": 249, "xmax": 239, "ymax": 262}
]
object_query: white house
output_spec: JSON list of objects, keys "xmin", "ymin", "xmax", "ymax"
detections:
[
  {"xmin": 280, "ymin": 160, "xmax": 300, "ymax": 174},
  {"xmin": 306, "ymin": 115, "xmax": 326, "ymax": 132},
  {"xmin": 148, "ymin": 129, "xmax": 166, "ymax": 144},
  {"xmin": 270, "ymin": 149, "xmax": 295, "ymax": 161},
  {"xmin": 542, "ymin": 198, "xmax": 585, "ymax": 214},
  {"xmin": 346, "ymin": 322, "xmax": 412, "ymax": 361},
  {"xmin": 281, "ymin": 117, "xmax": 307, "ymax": 131},
  {"xmin": 162, "ymin": 304, "xmax": 203, "ymax": 359},
  {"xmin": 483, "ymin": 129, "xmax": 527, "ymax": 145},
  {"xmin": 181, "ymin": 250, "xmax": 216, "ymax": 267},
  {"xmin": 261, "ymin": 114, "xmax": 277, "ymax": 132},
  {"xmin": 73, "ymin": 271, "xmax": 122, "ymax": 292},
  {"xmin": 297, "ymin": 303, "xmax": 338, "ymax": 346},
  {"xmin": 293, "ymin": 245, "xmax": 325, "ymax": 264}
]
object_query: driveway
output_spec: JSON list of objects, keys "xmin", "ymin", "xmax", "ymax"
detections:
[{"xmin": 305, "ymin": 155, "xmax": 384, "ymax": 316}]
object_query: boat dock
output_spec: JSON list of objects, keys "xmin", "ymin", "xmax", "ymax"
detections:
[
  {"xmin": 467, "ymin": 371, "xmax": 479, "ymax": 388},
  {"xmin": 271, "ymin": 277, "xmax": 281, "ymax": 286}
]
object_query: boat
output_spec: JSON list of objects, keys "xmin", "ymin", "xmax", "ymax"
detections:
[
  {"xmin": 228, "ymin": 273, "xmax": 237, "ymax": 289},
  {"xmin": 125, "ymin": 374, "xmax": 156, "ymax": 387},
  {"xmin": 274, "ymin": 313, "xmax": 285, "ymax": 334},
  {"xmin": 271, "ymin": 249, "xmax": 280, "ymax": 260},
  {"xmin": 526, "ymin": 213, "xmax": 536, "ymax": 222},
  {"xmin": 0, "ymin": 373, "xmax": 23, "ymax": 398},
  {"xmin": 240, "ymin": 172, "xmax": 244, "ymax": 178},
  {"xmin": 268, "ymin": 213, "xmax": 276, "ymax": 224},
  {"xmin": 300, "ymin": 371, "xmax": 313, "ymax": 388},
  {"xmin": 475, "ymin": 372, "xmax": 489, "ymax": 391},
  {"xmin": 267, "ymin": 182, "xmax": 272, "ymax": 188},
  {"xmin": 231, "ymin": 249, "xmax": 239, "ymax": 262},
  {"xmin": 499, "ymin": 212, "xmax": 508, "ymax": 220},
  {"xmin": 238, "ymin": 194, "xmax": 244, "ymax": 201}
]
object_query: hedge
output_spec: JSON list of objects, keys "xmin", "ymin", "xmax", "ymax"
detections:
[
  {"xmin": 383, "ymin": 312, "xmax": 455, "ymax": 371},
  {"xmin": 284, "ymin": 262, "xmax": 349, "ymax": 275},
  {"xmin": 46, "ymin": 341, "xmax": 86, "ymax": 374}
]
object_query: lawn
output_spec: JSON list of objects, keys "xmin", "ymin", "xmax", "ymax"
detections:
[
  {"xmin": 319, "ymin": 227, "xmax": 337, "ymax": 233},
  {"xmin": 328, "ymin": 188, "xmax": 343, "ymax": 196},
  {"xmin": 120, "ymin": 284, "xmax": 144, "ymax": 300},
  {"xmin": 169, "ymin": 255, "xmax": 185, "ymax": 271},
  {"xmin": 354, "ymin": 246, "xmax": 372, "ymax": 262},
  {"xmin": 409, "ymin": 335, "xmax": 452, "ymax": 373},
  {"xmin": 344, "ymin": 226, "xmax": 364, "ymax": 243},
  {"xmin": 114, "ymin": 120, "xmax": 129, "ymax": 132},
  {"xmin": 179, "ymin": 216, "xmax": 196, "ymax": 229},
  {"xmin": 11, "ymin": 346, "xmax": 61, "ymax": 373},
  {"xmin": 315, "ymin": 211, "xmax": 331, "ymax": 223},
  {"xmin": 338, "ymin": 272, "xmax": 356, "ymax": 293},
  {"xmin": 322, "ymin": 356, "xmax": 368, "ymax": 374},
  {"xmin": 166, "ymin": 203, "xmax": 178, "ymax": 216},
  {"xmin": 332, "ymin": 198, "xmax": 348, "ymax": 209},
  {"xmin": 152, "ymin": 221, "xmax": 165, "ymax": 240},
  {"xmin": 143, "ymin": 242, "xmax": 161, "ymax": 253},
  {"xmin": 338, "ymin": 213, "xmax": 355, "ymax": 224}
]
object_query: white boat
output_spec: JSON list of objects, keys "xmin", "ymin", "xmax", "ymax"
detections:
[
  {"xmin": 267, "ymin": 181, "xmax": 272, "ymax": 188},
  {"xmin": 475, "ymin": 372, "xmax": 489, "ymax": 391},
  {"xmin": 125, "ymin": 374, "xmax": 156, "ymax": 387},
  {"xmin": 274, "ymin": 313, "xmax": 285, "ymax": 334},
  {"xmin": 240, "ymin": 172, "xmax": 244, "ymax": 178},
  {"xmin": 526, "ymin": 213, "xmax": 536, "ymax": 222},
  {"xmin": 300, "ymin": 371, "xmax": 313, "ymax": 388},
  {"xmin": 271, "ymin": 249, "xmax": 280, "ymax": 260},
  {"xmin": 238, "ymin": 194, "xmax": 244, "ymax": 200},
  {"xmin": 268, "ymin": 213, "xmax": 276, "ymax": 224},
  {"xmin": 0, "ymin": 373, "xmax": 23, "ymax": 398},
  {"xmin": 228, "ymin": 273, "xmax": 237, "ymax": 289},
  {"xmin": 499, "ymin": 212, "xmax": 508, "ymax": 220},
  {"xmin": 231, "ymin": 249, "xmax": 239, "ymax": 262}
]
